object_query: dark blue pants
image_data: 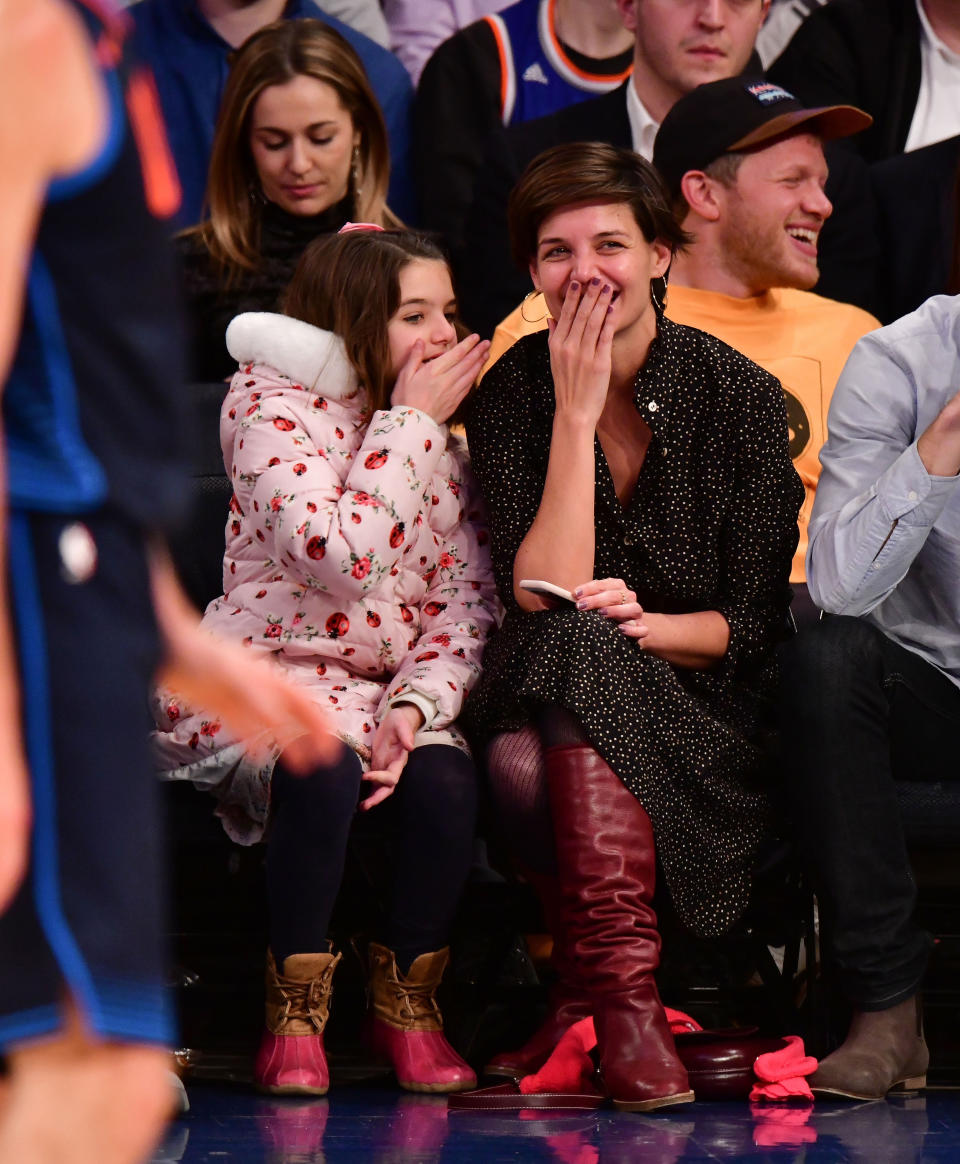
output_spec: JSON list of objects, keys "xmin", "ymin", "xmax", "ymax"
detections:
[
  {"xmin": 267, "ymin": 744, "xmax": 477, "ymax": 969},
  {"xmin": 779, "ymin": 616, "xmax": 959, "ymax": 1009}
]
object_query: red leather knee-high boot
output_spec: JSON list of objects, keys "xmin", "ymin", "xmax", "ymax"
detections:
[
  {"xmin": 484, "ymin": 869, "xmax": 592, "ymax": 1081},
  {"xmin": 546, "ymin": 744, "xmax": 694, "ymax": 1111}
]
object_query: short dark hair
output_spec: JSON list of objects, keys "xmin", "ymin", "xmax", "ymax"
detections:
[
  {"xmin": 672, "ymin": 150, "xmax": 748, "ymax": 217},
  {"xmin": 507, "ymin": 142, "xmax": 690, "ymax": 271},
  {"xmin": 283, "ymin": 229, "xmax": 456, "ymax": 413}
]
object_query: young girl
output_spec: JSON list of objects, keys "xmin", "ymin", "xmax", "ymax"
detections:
[{"xmin": 153, "ymin": 227, "xmax": 496, "ymax": 1095}]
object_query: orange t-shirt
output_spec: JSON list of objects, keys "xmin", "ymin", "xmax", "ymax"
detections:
[{"xmin": 483, "ymin": 286, "xmax": 880, "ymax": 582}]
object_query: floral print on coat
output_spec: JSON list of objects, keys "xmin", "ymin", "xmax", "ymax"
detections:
[{"xmin": 152, "ymin": 313, "xmax": 500, "ymax": 843}]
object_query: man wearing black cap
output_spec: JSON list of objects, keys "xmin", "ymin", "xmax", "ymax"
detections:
[{"xmin": 653, "ymin": 76, "xmax": 879, "ymax": 616}]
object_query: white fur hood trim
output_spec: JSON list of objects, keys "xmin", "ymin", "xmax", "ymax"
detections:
[{"xmin": 225, "ymin": 312, "xmax": 359, "ymax": 399}]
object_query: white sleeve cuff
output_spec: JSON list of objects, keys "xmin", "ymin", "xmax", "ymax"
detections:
[{"xmin": 386, "ymin": 690, "xmax": 439, "ymax": 730}]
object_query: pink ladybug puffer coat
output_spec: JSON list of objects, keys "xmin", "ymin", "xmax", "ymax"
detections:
[{"xmin": 152, "ymin": 313, "xmax": 500, "ymax": 843}]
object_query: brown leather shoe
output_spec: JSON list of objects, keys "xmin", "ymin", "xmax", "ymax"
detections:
[
  {"xmin": 368, "ymin": 943, "xmax": 476, "ymax": 1093},
  {"xmin": 810, "ymin": 994, "xmax": 928, "ymax": 1100},
  {"xmin": 546, "ymin": 744, "xmax": 694, "ymax": 1112}
]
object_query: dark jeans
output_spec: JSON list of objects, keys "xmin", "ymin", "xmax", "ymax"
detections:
[
  {"xmin": 267, "ymin": 744, "xmax": 477, "ymax": 970},
  {"xmin": 779, "ymin": 616, "xmax": 960, "ymax": 1009}
]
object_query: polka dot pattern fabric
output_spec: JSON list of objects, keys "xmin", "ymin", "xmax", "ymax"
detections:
[{"xmin": 464, "ymin": 319, "xmax": 804, "ymax": 937}]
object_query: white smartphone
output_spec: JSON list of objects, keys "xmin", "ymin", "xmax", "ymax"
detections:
[{"xmin": 519, "ymin": 579, "xmax": 577, "ymax": 607}]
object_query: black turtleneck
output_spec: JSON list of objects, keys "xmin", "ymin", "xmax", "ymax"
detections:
[{"xmin": 177, "ymin": 196, "xmax": 351, "ymax": 382}]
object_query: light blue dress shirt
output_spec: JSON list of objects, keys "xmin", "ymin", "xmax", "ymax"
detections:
[{"xmin": 808, "ymin": 294, "xmax": 960, "ymax": 686}]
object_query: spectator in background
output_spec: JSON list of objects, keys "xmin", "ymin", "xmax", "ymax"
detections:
[
  {"xmin": 414, "ymin": 0, "xmax": 635, "ymax": 255},
  {"xmin": 177, "ymin": 20, "xmax": 399, "ymax": 381},
  {"xmin": 385, "ymin": 0, "xmax": 508, "ymax": 84},
  {"xmin": 769, "ymin": 0, "xmax": 960, "ymax": 163},
  {"xmin": 653, "ymin": 78, "xmax": 877, "ymax": 617},
  {"xmin": 755, "ymin": 0, "xmax": 826, "ymax": 66},
  {"xmin": 131, "ymin": 0, "xmax": 415, "ymax": 227}
]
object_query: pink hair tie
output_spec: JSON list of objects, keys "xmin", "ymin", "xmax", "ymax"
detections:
[{"xmin": 338, "ymin": 221, "xmax": 385, "ymax": 234}]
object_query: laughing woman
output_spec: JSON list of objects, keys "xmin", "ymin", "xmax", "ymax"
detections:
[{"xmin": 465, "ymin": 143, "xmax": 804, "ymax": 1111}]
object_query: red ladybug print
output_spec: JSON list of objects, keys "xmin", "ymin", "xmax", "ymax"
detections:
[
  {"xmin": 343, "ymin": 647, "xmax": 355, "ymax": 656},
  {"xmin": 316, "ymin": 662, "xmax": 327, "ymax": 677},
  {"xmin": 363, "ymin": 722, "xmax": 371, "ymax": 734},
  {"xmin": 351, "ymin": 557, "xmax": 372, "ymax": 580},
  {"xmin": 335, "ymin": 427, "xmax": 344, "ymax": 440},
  {"xmin": 200, "ymin": 721, "xmax": 221, "ymax": 737},
  {"xmin": 245, "ymin": 403, "xmax": 258, "ymax": 417},
  {"xmin": 424, "ymin": 439, "xmax": 432, "ymax": 452},
  {"xmin": 449, "ymin": 482, "xmax": 460, "ymax": 496},
  {"xmin": 400, "ymin": 604, "xmax": 414, "ymax": 623},
  {"xmin": 188, "ymin": 732, "xmax": 200, "ymax": 749},
  {"xmin": 431, "ymin": 495, "xmax": 439, "ymax": 507},
  {"xmin": 364, "ymin": 449, "xmax": 389, "ymax": 470},
  {"xmin": 250, "ymin": 392, "xmax": 261, "ymax": 401},
  {"xmin": 423, "ymin": 601, "xmax": 447, "ymax": 616},
  {"xmin": 255, "ymin": 589, "xmax": 267, "ymax": 599},
  {"xmin": 329, "ymin": 695, "xmax": 339, "ymax": 705},
  {"xmin": 415, "ymin": 651, "xmax": 439, "ymax": 663},
  {"xmin": 389, "ymin": 522, "xmax": 405, "ymax": 548},
  {"xmin": 244, "ymin": 380, "xmax": 256, "ymax": 388},
  {"xmin": 255, "ymin": 529, "xmax": 265, "ymax": 542},
  {"xmin": 267, "ymin": 457, "xmax": 281, "ymax": 467},
  {"xmin": 366, "ymin": 611, "xmax": 381, "ymax": 628},
  {"xmin": 228, "ymin": 408, "xmax": 236, "ymax": 420},
  {"xmin": 313, "ymin": 397, "xmax": 328, "ymax": 410},
  {"xmin": 231, "ymin": 520, "xmax": 241, "ymax": 536},
  {"xmin": 306, "ymin": 501, "xmax": 317, "ymax": 513},
  {"xmin": 273, "ymin": 417, "xmax": 295, "ymax": 431},
  {"xmin": 306, "ymin": 536, "xmax": 326, "ymax": 560},
  {"xmin": 350, "ymin": 512, "xmax": 362, "ymax": 524},
  {"xmin": 293, "ymin": 463, "xmax": 307, "ymax": 476},
  {"xmin": 326, "ymin": 612, "xmax": 349, "ymax": 638},
  {"xmin": 167, "ymin": 703, "xmax": 180, "ymax": 723}
]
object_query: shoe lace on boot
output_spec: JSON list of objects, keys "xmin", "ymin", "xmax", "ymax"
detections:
[
  {"xmin": 392, "ymin": 977, "xmax": 443, "ymax": 1028},
  {"xmin": 277, "ymin": 963, "xmax": 335, "ymax": 1033}
]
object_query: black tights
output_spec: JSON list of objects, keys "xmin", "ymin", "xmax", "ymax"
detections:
[
  {"xmin": 486, "ymin": 706, "xmax": 589, "ymax": 874},
  {"xmin": 267, "ymin": 744, "xmax": 477, "ymax": 972}
]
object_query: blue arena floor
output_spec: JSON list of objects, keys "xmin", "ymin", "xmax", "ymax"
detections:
[{"xmin": 155, "ymin": 1084, "xmax": 960, "ymax": 1163}]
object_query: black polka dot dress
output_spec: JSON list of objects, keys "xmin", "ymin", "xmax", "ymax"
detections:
[{"xmin": 464, "ymin": 319, "xmax": 805, "ymax": 938}]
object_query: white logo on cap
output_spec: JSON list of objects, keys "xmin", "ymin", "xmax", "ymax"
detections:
[{"xmin": 746, "ymin": 81, "xmax": 795, "ymax": 105}]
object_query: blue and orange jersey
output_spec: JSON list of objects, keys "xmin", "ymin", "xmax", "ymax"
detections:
[
  {"xmin": 484, "ymin": 0, "xmax": 633, "ymax": 126},
  {"xmin": 4, "ymin": 0, "xmax": 190, "ymax": 531}
]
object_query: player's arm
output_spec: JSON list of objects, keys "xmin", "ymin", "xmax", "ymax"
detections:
[{"xmin": 0, "ymin": 0, "xmax": 106, "ymax": 910}]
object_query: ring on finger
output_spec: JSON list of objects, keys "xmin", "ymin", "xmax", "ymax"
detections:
[{"xmin": 620, "ymin": 590, "xmax": 628, "ymax": 605}]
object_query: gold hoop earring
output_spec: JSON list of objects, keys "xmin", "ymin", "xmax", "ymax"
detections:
[
  {"xmin": 351, "ymin": 144, "xmax": 362, "ymax": 200},
  {"xmin": 520, "ymin": 290, "xmax": 549, "ymax": 324}
]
